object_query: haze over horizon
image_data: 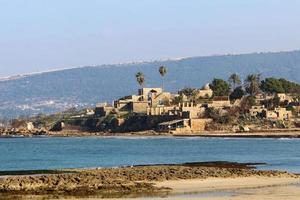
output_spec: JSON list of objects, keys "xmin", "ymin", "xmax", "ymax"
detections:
[{"xmin": 1, "ymin": 0, "xmax": 300, "ymax": 77}]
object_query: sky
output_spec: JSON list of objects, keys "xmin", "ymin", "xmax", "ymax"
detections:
[{"xmin": 1, "ymin": 0, "xmax": 300, "ymax": 77}]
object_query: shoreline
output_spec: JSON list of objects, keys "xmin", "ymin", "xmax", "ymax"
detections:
[
  {"xmin": 151, "ymin": 177, "xmax": 300, "ymax": 200},
  {"xmin": 0, "ymin": 161, "xmax": 266, "ymax": 176},
  {"xmin": 0, "ymin": 161, "xmax": 298, "ymax": 198},
  {"xmin": 2, "ymin": 130, "xmax": 300, "ymax": 138}
]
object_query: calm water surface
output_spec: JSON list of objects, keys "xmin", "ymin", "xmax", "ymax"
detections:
[{"xmin": 0, "ymin": 137, "xmax": 299, "ymax": 173}]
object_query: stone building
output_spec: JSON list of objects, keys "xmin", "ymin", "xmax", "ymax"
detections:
[
  {"xmin": 255, "ymin": 93, "xmax": 274, "ymax": 103},
  {"xmin": 138, "ymin": 88, "xmax": 163, "ymax": 101},
  {"xmin": 249, "ymin": 105, "xmax": 266, "ymax": 117},
  {"xmin": 147, "ymin": 106, "xmax": 174, "ymax": 116},
  {"xmin": 114, "ymin": 95, "xmax": 143, "ymax": 111},
  {"xmin": 275, "ymin": 107, "xmax": 292, "ymax": 120},
  {"xmin": 95, "ymin": 103, "xmax": 114, "ymax": 117},
  {"xmin": 189, "ymin": 118, "xmax": 213, "ymax": 132},
  {"xmin": 128, "ymin": 101, "xmax": 149, "ymax": 114},
  {"xmin": 208, "ymin": 96, "xmax": 231, "ymax": 108},
  {"xmin": 112, "ymin": 87, "xmax": 173, "ymax": 114},
  {"xmin": 157, "ymin": 118, "xmax": 212, "ymax": 134},
  {"xmin": 262, "ymin": 107, "xmax": 292, "ymax": 120},
  {"xmin": 196, "ymin": 83, "xmax": 213, "ymax": 98},
  {"xmin": 277, "ymin": 93, "xmax": 294, "ymax": 103},
  {"xmin": 262, "ymin": 110, "xmax": 278, "ymax": 120}
]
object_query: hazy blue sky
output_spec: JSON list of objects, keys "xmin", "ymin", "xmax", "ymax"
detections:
[{"xmin": 1, "ymin": 0, "xmax": 300, "ymax": 77}]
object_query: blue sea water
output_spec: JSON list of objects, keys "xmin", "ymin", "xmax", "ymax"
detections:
[{"xmin": 0, "ymin": 137, "xmax": 299, "ymax": 173}]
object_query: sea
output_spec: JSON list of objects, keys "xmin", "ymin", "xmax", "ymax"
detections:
[{"xmin": 0, "ymin": 136, "xmax": 299, "ymax": 173}]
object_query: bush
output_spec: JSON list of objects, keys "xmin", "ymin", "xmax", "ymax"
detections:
[{"xmin": 230, "ymin": 86, "xmax": 245, "ymax": 100}]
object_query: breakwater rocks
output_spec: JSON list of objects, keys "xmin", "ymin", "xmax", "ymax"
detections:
[
  {"xmin": 0, "ymin": 162, "xmax": 298, "ymax": 197},
  {"xmin": 0, "ymin": 128, "xmax": 47, "ymax": 137}
]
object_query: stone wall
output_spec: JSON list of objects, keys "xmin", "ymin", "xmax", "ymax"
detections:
[{"xmin": 189, "ymin": 118, "xmax": 213, "ymax": 132}]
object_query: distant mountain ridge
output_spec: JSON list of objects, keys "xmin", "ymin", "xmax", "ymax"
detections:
[{"xmin": 1, "ymin": 50, "xmax": 300, "ymax": 118}]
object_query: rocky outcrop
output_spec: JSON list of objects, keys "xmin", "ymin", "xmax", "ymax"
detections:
[
  {"xmin": 0, "ymin": 128, "xmax": 47, "ymax": 137},
  {"xmin": 0, "ymin": 163, "xmax": 297, "ymax": 196}
]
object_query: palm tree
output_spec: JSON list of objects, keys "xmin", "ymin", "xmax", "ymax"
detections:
[
  {"xmin": 245, "ymin": 74, "xmax": 261, "ymax": 96},
  {"xmin": 228, "ymin": 73, "xmax": 241, "ymax": 90},
  {"xmin": 135, "ymin": 72, "xmax": 145, "ymax": 88},
  {"xmin": 159, "ymin": 66, "xmax": 167, "ymax": 90}
]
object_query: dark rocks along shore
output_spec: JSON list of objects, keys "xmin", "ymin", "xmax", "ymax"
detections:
[{"xmin": 0, "ymin": 162, "xmax": 298, "ymax": 198}]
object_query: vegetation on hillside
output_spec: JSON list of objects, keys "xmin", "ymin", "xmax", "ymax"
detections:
[{"xmin": 2, "ymin": 50, "xmax": 300, "ymax": 118}]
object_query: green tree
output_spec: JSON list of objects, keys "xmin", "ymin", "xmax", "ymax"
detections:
[
  {"xmin": 229, "ymin": 86, "xmax": 245, "ymax": 100},
  {"xmin": 245, "ymin": 74, "xmax": 261, "ymax": 96},
  {"xmin": 205, "ymin": 107, "xmax": 233, "ymax": 124},
  {"xmin": 172, "ymin": 95, "xmax": 183, "ymax": 105},
  {"xmin": 158, "ymin": 66, "xmax": 167, "ymax": 90},
  {"xmin": 135, "ymin": 72, "xmax": 145, "ymax": 88},
  {"xmin": 179, "ymin": 87, "xmax": 198, "ymax": 99},
  {"xmin": 228, "ymin": 73, "xmax": 241, "ymax": 90},
  {"xmin": 279, "ymin": 78, "xmax": 300, "ymax": 93},
  {"xmin": 260, "ymin": 78, "xmax": 285, "ymax": 93},
  {"xmin": 272, "ymin": 94, "xmax": 280, "ymax": 108},
  {"xmin": 210, "ymin": 78, "xmax": 230, "ymax": 96},
  {"xmin": 260, "ymin": 77, "xmax": 300, "ymax": 94},
  {"xmin": 261, "ymin": 94, "xmax": 280, "ymax": 109}
]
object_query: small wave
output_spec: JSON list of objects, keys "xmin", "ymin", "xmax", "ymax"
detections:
[{"xmin": 277, "ymin": 138, "xmax": 293, "ymax": 140}]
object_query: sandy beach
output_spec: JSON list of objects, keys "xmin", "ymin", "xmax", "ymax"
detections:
[
  {"xmin": 154, "ymin": 177, "xmax": 300, "ymax": 200},
  {"xmin": 68, "ymin": 177, "xmax": 300, "ymax": 200}
]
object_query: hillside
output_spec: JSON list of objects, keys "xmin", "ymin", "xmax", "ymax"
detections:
[{"xmin": 1, "ymin": 50, "xmax": 300, "ymax": 118}]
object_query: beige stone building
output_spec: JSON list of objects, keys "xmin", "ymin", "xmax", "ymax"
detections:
[
  {"xmin": 208, "ymin": 96, "xmax": 231, "ymax": 108},
  {"xmin": 189, "ymin": 118, "xmax": 213, "ymax": 132},
  {"xmin": 111, "ymin": 87, "xmax": 174, "ymax": 114},
  {"xmin": 127, "ymin": 101, "xmax": 149, "ymax": 114},
  {"xmin": 195, "ymin": 84, "xmax": 213, "ymax": 98},
  {"xmin": 262, "ymin": 107, "xmax": 292, "ymax": 120},
  {"xmin": 95, "ymin": 103, "xmax": 114, "ymax": 117},
  {"xmin": 147, "ymin": 106, "xmax": 174, "ymax": 116},
  {"xmin": 275, "ymin": 107, "xmax": 292, "ymax": 120},
  {"xmin": 114, "ymin": 95, "xmax": 143, "ymax": 111},
  {"xmin": 249, "ymin": 105, "xmax": 265, "ymax": 117},
  {"xmin": 150, "ymin": 92, "xmax": 172, "ymax": 107},
  {"xmin": 138, "ymin": 88, "xmax": 163, "ymax": 101},
  {"xmin": 262, "ymin": 110, "xmax": 278, "ymax": 120},
  {"xmin": 255, "ymin": 93, "xmax": 274, "ymax": 103},
  {"xmin": 277, "ymin": 93, "xmax": 294, "ymax": 103},
  {"xmin": 157, "ymin": 118, "xmax": 212, "ymax": 134}
]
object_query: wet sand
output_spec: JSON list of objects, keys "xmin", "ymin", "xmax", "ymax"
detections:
[
  {"xmin": 74, "ymin": 177, "xmax": 300, "ymax": 200},
  {"xmin": 155, "ymin": 177, "xmax": 300, "ymax": 199}
]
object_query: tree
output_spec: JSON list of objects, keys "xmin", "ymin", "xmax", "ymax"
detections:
[
  {"xmin": 261, "ymin": 94, "xmax": 280, "ymax": 110},
  {"xmin": 245, "ymin": 74, "xmax": 261, "ymax": 96},
  {"xmin": 260, "ymin": 77, "xmax": 300, "ymax": 94},
  {"xmin": 229, "ymin": 86, "xmax": 245, "ymax": 100},
  {"xmin": 260, "ymin": 78, "xmax": 285, "ymax": 94},
  {"xmin": 210, "ymin": 78, "xmax": 230, "ymax": 96},
  {"xmin": 179, "ymin": 87, "xmax": 198, "ymax": 100},
  {"xmin": 272, "ymin": 94, "xmax": 280, "ymax": 108},
  {"xmin": 135, "ymin": 72, "xmax": 145, "ymax": 88},
  {"xmin": 205, "ymin": 107, "xmax": 233, "ymax": 124},
  {"xmin": 158, "ymin": 66, "xmax": 167, "ymax": 90},
  {"xmin": 228, "ymin": 73, "xmax": 241, "ymax": 90},
  {"xmin": 278, "ymin": 78, "xmax": 300, "ymax": 93}
]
